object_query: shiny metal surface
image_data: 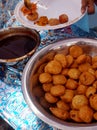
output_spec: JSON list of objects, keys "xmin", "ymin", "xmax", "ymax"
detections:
[
  {"xmin": 0, "ymin": 27, "xmax": 40, "ymax": 64},
  {"xmin": 22, "ymin": 38, "xmax": 97, "ymax": 129}
]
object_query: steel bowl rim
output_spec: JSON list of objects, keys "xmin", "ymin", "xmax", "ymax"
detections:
[{"xmin": 22, "ymin": 38, "xmax": 97, "ymax": 129}]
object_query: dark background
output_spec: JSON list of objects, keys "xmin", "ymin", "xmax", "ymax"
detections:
[{"xmin": 0, "ymin": 117, "xmax": 14, "ymax": 130}]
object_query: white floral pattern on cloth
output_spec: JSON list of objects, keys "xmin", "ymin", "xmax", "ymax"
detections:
[
  {"xmin": 0, "ymin": 79, "xmax": 53, "ymax": 130},
  {"xmin": 0, "ymin": 0, "xmax": 97, "ymax": 130}
]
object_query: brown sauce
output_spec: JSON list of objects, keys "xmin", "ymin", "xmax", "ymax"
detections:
[{"xmin": 0, "ymin": 35, "xmax": 37, "ymax": 59}]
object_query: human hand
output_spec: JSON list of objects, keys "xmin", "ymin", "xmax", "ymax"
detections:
[{"xmin": 81, "ymin": 0, "xmax": 95, "ymax": 14}]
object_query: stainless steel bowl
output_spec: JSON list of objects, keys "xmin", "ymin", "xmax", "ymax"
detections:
[
  {"xmin": 22, "ymin": 38, "xmax": 97, "ymax": 130},
  {"xmin": 0, "ymin": 27, "xmax": 40, "ymax": 65}
]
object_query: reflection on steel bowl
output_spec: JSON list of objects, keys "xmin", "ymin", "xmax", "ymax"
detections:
[
  {"xmin": 0, "ymin": 27, "xmax": 40, "ymax": 65},
  {"xmin": 22, "ymin": 38, "xmax": 97, "ymax": 129}
]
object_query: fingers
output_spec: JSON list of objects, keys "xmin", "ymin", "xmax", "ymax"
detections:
[
  {"xmin": 87, "ymin": 0, "xmax": 95, "ymax": 14},
  {"xmin": 81, "ymin": 0, "xmax": 95, "ymax": 14},
  {"xmin": 81, "ymin": 0, "xmax": 87, "ymax": 14}
]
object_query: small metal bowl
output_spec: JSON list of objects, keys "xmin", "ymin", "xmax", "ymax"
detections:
[
  {"xmin": 0, "ymin": 27, "xmax": 40, "ymax": 65},
  {"xmin": 22, "ymin": 38, "xmax": 97, "ymax": 129}
]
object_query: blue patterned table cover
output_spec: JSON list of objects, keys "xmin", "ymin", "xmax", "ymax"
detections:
[{"xmin": 0, "ymin": 0, "xmax": 97, "ymax": 130}]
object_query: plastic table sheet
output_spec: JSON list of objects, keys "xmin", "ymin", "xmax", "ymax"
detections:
[{"xmin": 0, "ymin": 0, "xmax": 97, "ymax": 130}]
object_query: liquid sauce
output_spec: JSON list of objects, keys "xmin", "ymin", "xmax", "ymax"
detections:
[{"xmin": 0, "ymin": 35, "xmax": 37, "ymax": 59}]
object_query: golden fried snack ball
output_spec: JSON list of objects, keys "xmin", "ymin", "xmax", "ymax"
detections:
[
  {"xmin": 86, "ymin": 86, "xmax": 96, "ymax": 98},
  {"xmin": 49, "ymin": 107, "xmax": 69, "ymax": 120},
  {"xmin": 52, "ymin": 74, "xmax": 67, "ymax": 85},
  {"xmin": 72, "ymin": 95, "xmax": 88, "ymax": 110},
  {"xmin": 88, "ymin": 68, "xmax": 95, "ymax": 75},
  {"xmin": 66, "ymin": 55, "xmax": 74, "ymax": 67},
  {"xmin": 48, "ymin": 18, "xmax": 60, "ymax": 26},
  {"xmin": 78, "ymin": 63, "xmax": 91, "ymax": 72},
  {"xmin": 76, "ymin": 54, "xmax": 87, "ymax": 64},
  {"xmin": 27, "ymin": 12, "xmax": 38, "ymax": 21},
  {"xmin": 44, "ymin": 60, "xmax": 62, "ymax": 74},
  {"xmin": 61, "ymin": 68, "xmax": 69, "ymax": 77},
  {"xmin": 76, "ymin": 85, "xmax": 88, "ymax": 95},
  {"xmin": 70, "ymin": 110, "xmax": 82, "ymax": 122},
  {"xmin": 93, "ymin": 81, "xmax": 97, "ymax": 89},
  {"xmin": 39, "ymin": 72, "xmax": 52, "ymax": 83},
  {"xmin": 95, "ymin": 70, "xmax": 97, "ymax": 79},
  {"xmin": 42, "ymin": 83, "xmax": 53, "ymax": 92},
  {"xmin": 90, "ymin": 94, "xmax": 97, "ymax": 110},
  {"xmin": 45, "ymin": 92, "xmax": 58, "ymax": 103},
  {"xmin": 86, "ymin": 55, "xmax": 92, "ymax": 64},
  {"xmin": 37, "ymin": 63, "xmax": 47, "ymax": 74},
  {"xmin": 79, "ymin": 105, "xmax": 93, "ymax": 123},
  {"xmin": 59, "ymin": 14, "xmax": 68, "ymax": 24},
  {"xmin": 92, "ymin": 55, "xmax": 97, "ymax": 64},
  {"xmin": 69, "ymin": 45, "xmax": 83, "ymax": 58},
  {"xmin": 66, "ymin": 79, "xmax": 78, "ymax": 90},
  {"xmin": 39, "ymin": 51, "xmax": 56, "ymax": 64},
  {"xmin": 44, "ymin": 51, "xmax": 56, "ymax": 61},
  {"xmin": 54, "ymin": 53, "xmax": 67, "ymax": 68},
  {"xmin": 68, "ymin": 68, "xmax": 81, "ymax": 79},
  {"xmin": 92, "ymin": 62, "xmax": 97, "ymax": 69},
  {"xmin": 60, "ymin": 89, "xmax": 74, "ymax": 103},
  {"xmin": 35, "ymin": 16, "xmax": 48, "ymax": 26},
  {"xmin": 79, "ymin": 72, "xmax": 95, "ymax": 86},
  {"xmin": 56, "ymin": 100, "xmax": 70, "ymax": 111},
  {"xmin": 71, "ymin": 60, "xmax": 78, "ymax": 68},
  {"xmin": 93, "ymin": 112, "xmax": 97, "ymax": 120},
  {"xmin": 50, "ymin": 85, "xmax": 65, "ymax": 96},
  {"xmin": 36, "ymin": 45, "xmax": 97, "ymax": 123}
]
